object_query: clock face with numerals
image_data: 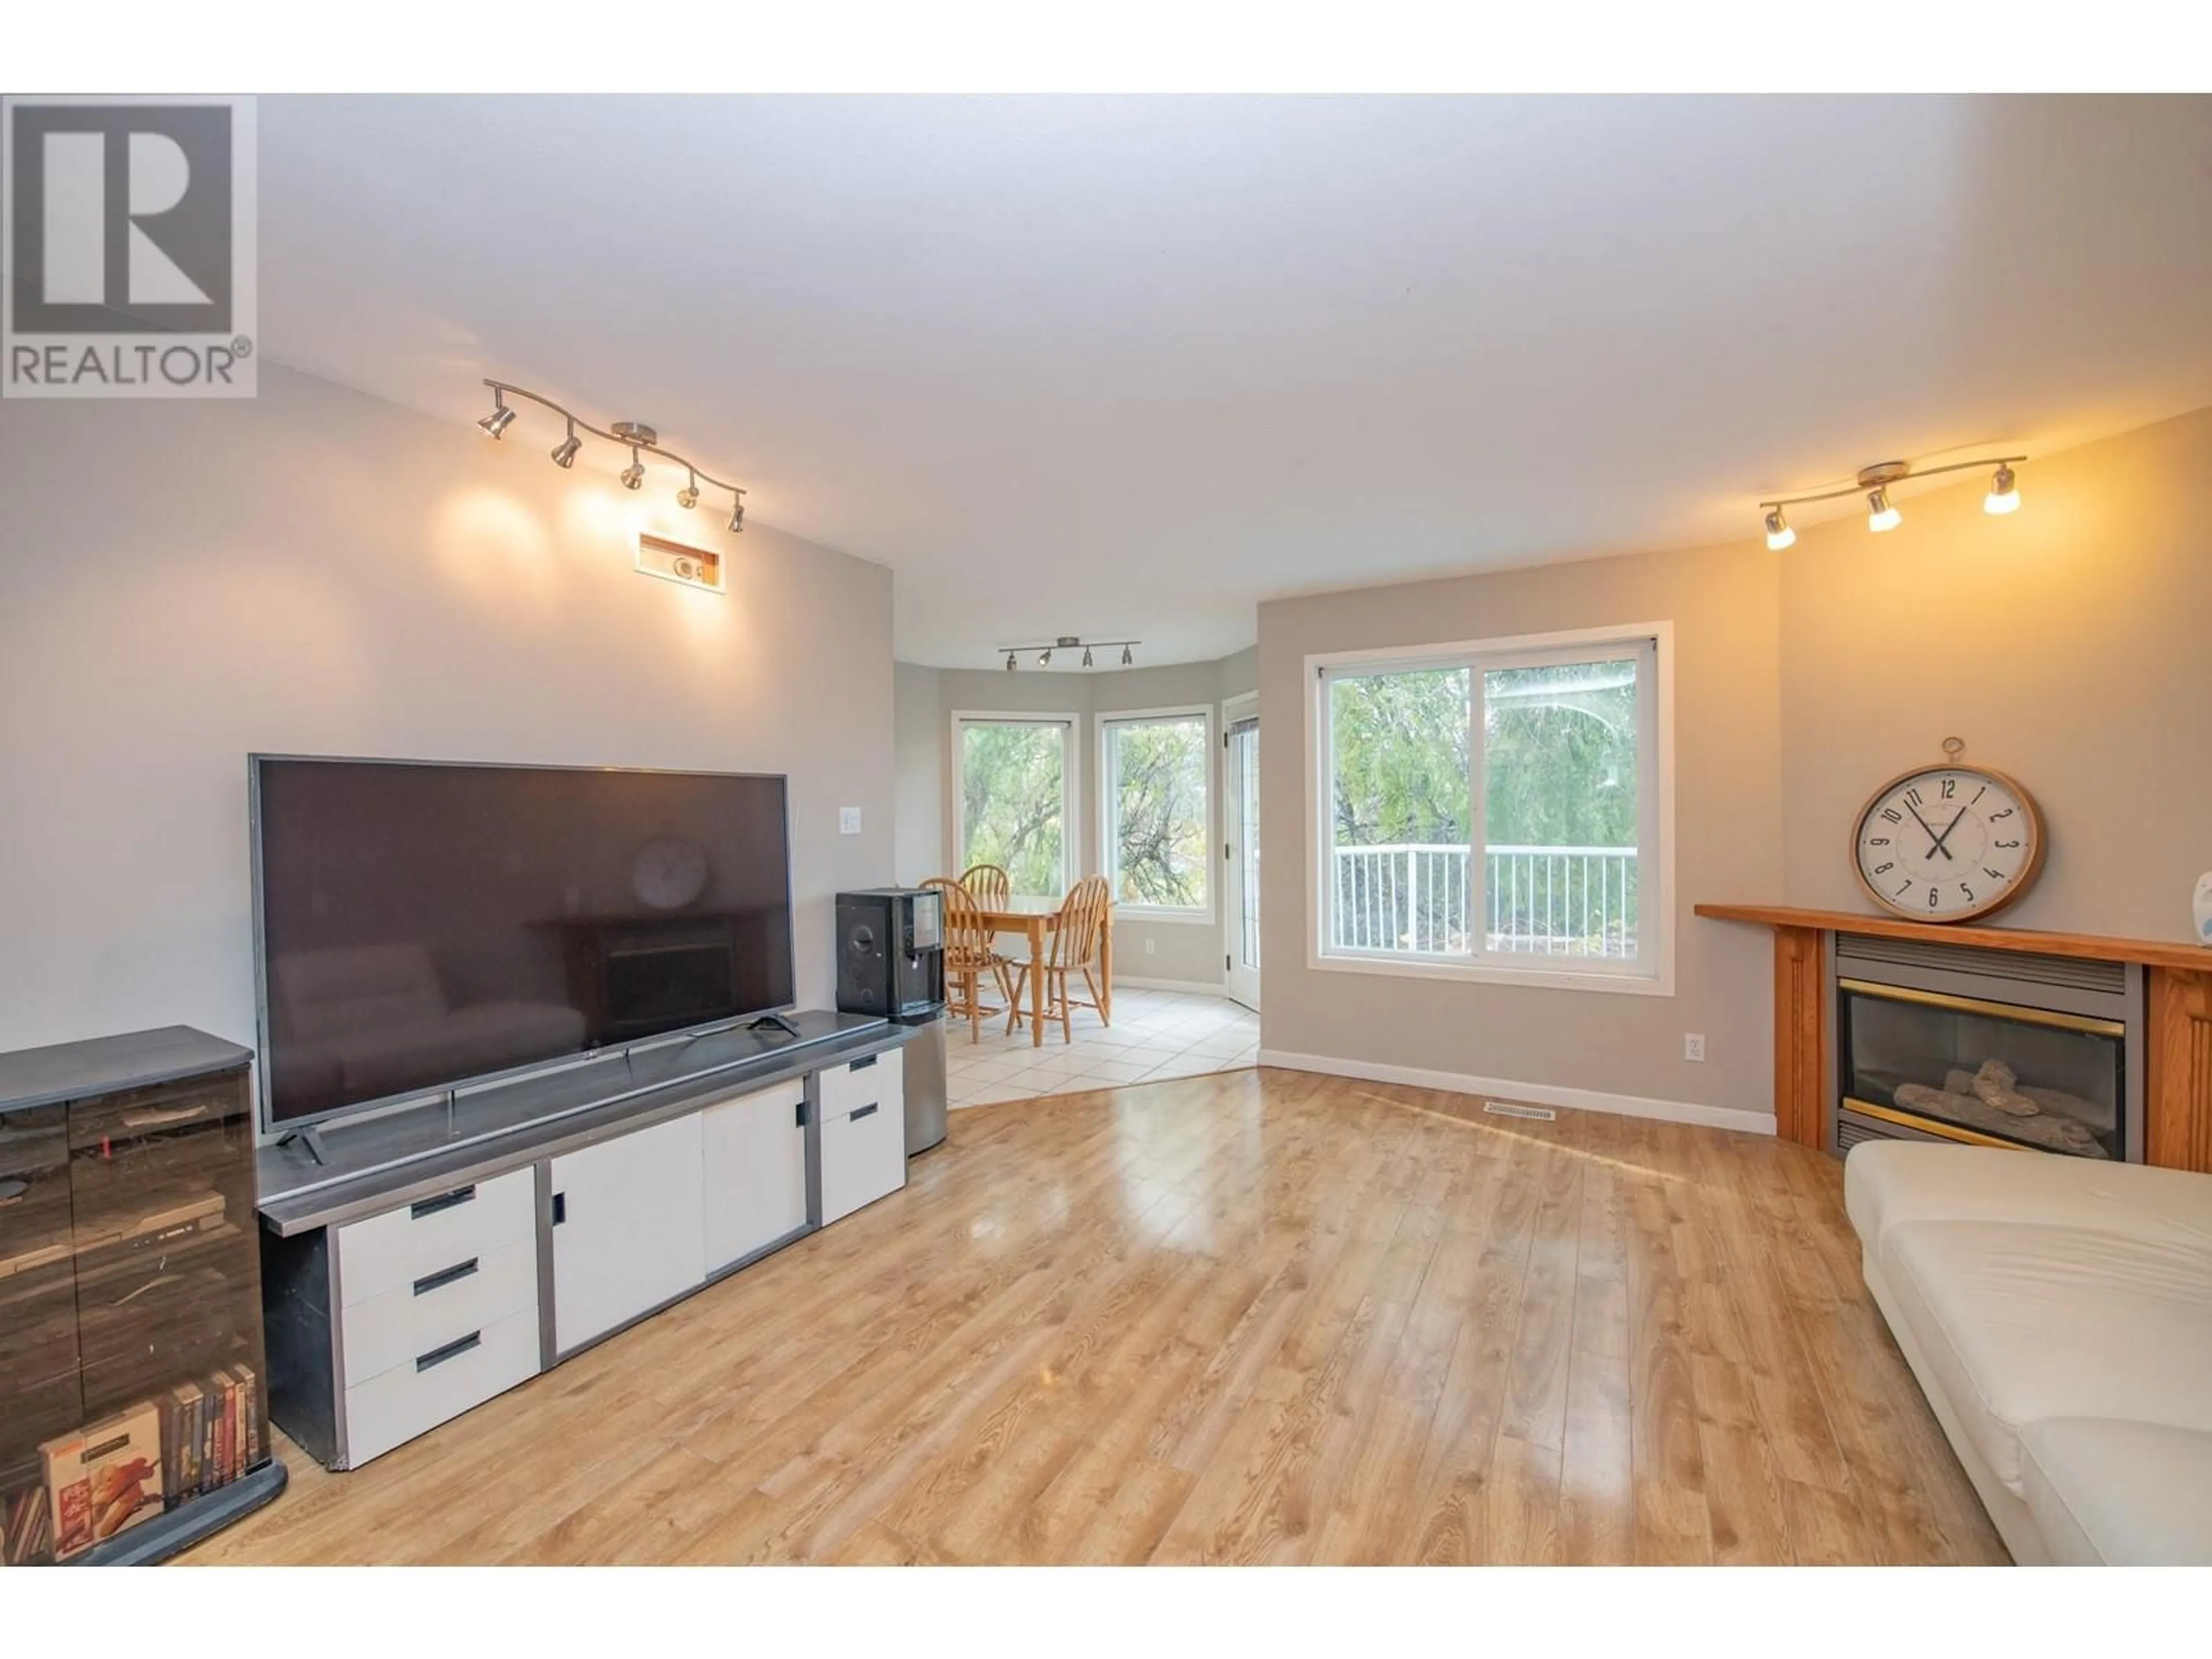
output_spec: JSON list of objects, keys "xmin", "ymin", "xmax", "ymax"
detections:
[{"xmin": 1852, "ymin": 764, "xmax": 2045, "ymax": 923}]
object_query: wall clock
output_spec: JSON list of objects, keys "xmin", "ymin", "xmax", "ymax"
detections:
[
  {"xmin": 1851, "ymin": 739, "xmax": 2046, "ymax": 923},
  {"xmin": 632, "ymin": 834, "xmax": 710, "ymax": 911}
]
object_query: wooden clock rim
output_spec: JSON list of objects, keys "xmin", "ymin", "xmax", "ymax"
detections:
[{"xmin": 1849, "ymin": 760, "xmax": 2047, "ymax": 925}]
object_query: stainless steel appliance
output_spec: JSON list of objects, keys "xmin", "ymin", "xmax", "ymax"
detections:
[{"xmin": 896, "ymin": 1010, "xmax": 948, "ymax": 1156}]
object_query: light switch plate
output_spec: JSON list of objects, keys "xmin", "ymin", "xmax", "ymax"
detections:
[{"xmin": 839, "ymin": 806, "xmax": 862, "ymax": 836}]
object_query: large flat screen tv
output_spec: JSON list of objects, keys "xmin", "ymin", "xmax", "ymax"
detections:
[{"xmin": 251, "ymin": 756, "xmax": 795, "ymax": 1129}]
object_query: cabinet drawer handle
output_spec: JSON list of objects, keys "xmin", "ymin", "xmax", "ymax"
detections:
[
  {"xmin": 410, "ymin": 1185, "xmax": 477, "ymax": 1220},
  {"xmin": 849, "ymin": 1054, "xmax": 878, "ymax": 1072},
  {"xmin": 850, "ymin": 1101, "xmax": 879, "ymax": 1122},
  {"xmin": 416, "ymin": 1330, "xmax": 482, "ymax": 1372},
  {"xmin": 412, "ymin": 1257, "xmax": 479, "ymax": 1297}
]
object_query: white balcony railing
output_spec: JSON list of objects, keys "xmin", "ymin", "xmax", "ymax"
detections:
[{"xmin": 1329, "ymin": 844, "xmax": 1638, "ymax": 959}]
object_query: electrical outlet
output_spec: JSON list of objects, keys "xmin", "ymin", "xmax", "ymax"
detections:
[
  {"xmin": 1684, "ymin": 1033, "xmax": 1706, "ymax": 1062},
  {"xmin": 838, "ymin": 806, "xmax": 861, "ymax": 836},
  {"xmin": 1143, "ymin": 938, "xmax": 1156, "ymax": 956}
]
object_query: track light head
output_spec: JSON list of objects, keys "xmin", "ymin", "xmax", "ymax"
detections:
[
  {"xmin": 1984, "ymin": 464, "xmax": 2020, "ymax": 515},
  {"xmin": 677, "ymin": 471, "xmax": 700, "ymax": 510},
  {"xmin": 1763, "ymin": 507, "xmax": 1795, "ymax": 551},
  {"xmin": 1040, "ymin": 648, "xmax": 1053, "ymax": 666},
  {"xmin": 1866, "ymin": 486, "xmax": 1901, "ymax": 533},
  {"xmin": 478, "ymin": 395, "xmax": 516, "ymax": 439},
  {"xmin": 1006, "ymin": 652, "xmax": 1018, "ymax": 672},
  {"xmin": 550, "ymin": 423, "xmax": 581, "ymax": 468},
  {"xmin": 620, "ymin": 448, "xmax": 646, "ymax": 491},
  {"xmin": 1121, "ymin": 645, "xmax": 1134, "ymax": 667},
  {"xmin": 1082, "ymin": 646, "xmax": 1094, "ymax": 668},
  {"xmin": 727, "ymin": 499, "xmax": 745, "ymax": 534}
]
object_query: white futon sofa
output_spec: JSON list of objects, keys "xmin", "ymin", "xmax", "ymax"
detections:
[{"xmin": 1844, "ymin": 1141, "xmax": 2212, "ymax": 1565}]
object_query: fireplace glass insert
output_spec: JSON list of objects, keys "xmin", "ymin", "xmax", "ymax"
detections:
[{"xmin": 1838, "ymin": 978, "xmax": 2127, "ymax": 1160}]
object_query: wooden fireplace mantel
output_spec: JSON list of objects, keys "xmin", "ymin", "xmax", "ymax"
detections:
[{"xmin": 1695, "ymin": 902, "xmax": 2212, "ymax": 1171}]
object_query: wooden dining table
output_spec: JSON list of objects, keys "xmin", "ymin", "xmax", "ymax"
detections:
[{"xmin": 976, "ymin": 894, "xmax": 1114, "ymax": 1047}]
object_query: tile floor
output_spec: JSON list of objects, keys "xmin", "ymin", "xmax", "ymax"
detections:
[{"xmin": 942, "ymin": 986, "xmax": 1262, "ymax": 1109}]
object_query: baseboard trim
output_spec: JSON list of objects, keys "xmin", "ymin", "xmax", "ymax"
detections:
[
  {"xmin": 1255, "ymin": 1048, "xmax": 1776, "ymax": 1137},
  {"xmin": 1115, "ymin": 975, "xmax": 1230, "ymax": 995}
]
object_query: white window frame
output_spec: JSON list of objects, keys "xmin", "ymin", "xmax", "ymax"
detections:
[
  {"xmin": 1304, "ymin": 621, "xmax": 1675, "ymax": 997},
  {"xmin": 951, "ymin": 710, "xmax": 1080, "ymax": 899},
  {"xmin": 1096, "ymin": 703, "xmax": 1215, "ymax": 924}
]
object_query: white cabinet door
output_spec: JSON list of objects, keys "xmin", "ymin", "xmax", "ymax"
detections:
[
  {"xmin": 700, "ymin": 1078, "xmax": 808, "ymax": 1274},
  {"xmin": 550, "ymin": 1114, "xmax": 704, "ymax": 1354}
]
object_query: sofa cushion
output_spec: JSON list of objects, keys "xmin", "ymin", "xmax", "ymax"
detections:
[
  {"xmin": 1844, "ymin": 1140, "xmax": 2212, "ymax": 1255},
  {"xmin": 1877, "ymin": 1215, "xmax": 2212, "ymax": 1494},
  {"xmin": 2019, "ymin": 1417, "xmax": 2212, "ymax": 1565}
]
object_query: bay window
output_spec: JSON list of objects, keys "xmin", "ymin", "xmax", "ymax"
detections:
[
  {"xmin": 955, "ymin": 714, "xmax": 1075, "ymax": 899},
  {"xmin": 1100, "ymin": 707, "xmax": 1212, "ymax": 919}
]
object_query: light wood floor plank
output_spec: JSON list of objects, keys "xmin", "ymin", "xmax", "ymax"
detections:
[{"xmin": 183, "ymin": 1067, "xmax": 2008, "ymax": 1566}]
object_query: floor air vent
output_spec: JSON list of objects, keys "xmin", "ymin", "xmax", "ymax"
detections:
[{"xmin": 1483, "ymin": 1100, "xmax": 1556, "ymax": 1121}]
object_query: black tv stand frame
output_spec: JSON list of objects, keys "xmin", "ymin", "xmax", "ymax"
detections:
[{"xmin": 746, "ymin": 1012, "xmax": 804, "ymax": 1040}]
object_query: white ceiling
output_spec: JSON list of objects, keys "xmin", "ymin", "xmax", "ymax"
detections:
[{"xmin": 257, "ymin": 96, "xmax": 2212, "ymax": 668}]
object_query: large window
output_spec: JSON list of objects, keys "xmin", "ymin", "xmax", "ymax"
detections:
[
  {"xmin": 955, "ymin": 715, "xmax": 1074, "ymax": 899},
  {"xmin": 1100, "ymin": 707, "xmax": 1212, "ymax": 918},
  {"xmin": 1312, "ymin": 628, "xmax": 1667, "ymax": 988}
]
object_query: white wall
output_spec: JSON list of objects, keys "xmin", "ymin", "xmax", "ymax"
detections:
[{"xmin": 0, "ymin": 364, "xmax": 895, "ymax": 1062}]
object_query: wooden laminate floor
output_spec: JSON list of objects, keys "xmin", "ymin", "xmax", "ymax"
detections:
[{"xmin": 186, "ymin": 1067, "xmax": 2008, "ymax": 1566}]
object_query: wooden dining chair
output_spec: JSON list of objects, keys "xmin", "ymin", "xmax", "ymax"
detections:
[
  {"xmin": 959, "ymin": 863, "xmax": 1011, "ymax": 910},
  {"xmin": 1006, "ymin": 874, "xmax": 1112, "ymax": 1044},
  {"xmin": 921, "ymin": 877, "xmax": 1007, "ymax": 1041}
]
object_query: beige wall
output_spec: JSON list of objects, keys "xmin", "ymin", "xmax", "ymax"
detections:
[
  {"xmin": 894, "ymin": 649, "xmax": 1259, "ymax": 986},
  {"xmin": 1781, "ymin": 404, "xmax": 2212, "ymax": 940},
  {"xmin": 1259, "ymin": 542, "xmax": 1785, "ymax": 1121},
  {"xmin": 0, "ymin": 364, "xmax": 895, "ymax": 1061},
  {"xmin": 1257, "ymin": 402, "xmax": 2212, "ymax": 1126}
]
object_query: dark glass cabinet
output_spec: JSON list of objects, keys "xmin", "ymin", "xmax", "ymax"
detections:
[{"xmin": 0, "ymin": 1028, "xmax": 283, "ymax": 1566}]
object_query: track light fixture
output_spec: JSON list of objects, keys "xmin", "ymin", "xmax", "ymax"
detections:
[
  {"xmin": 993, "ymin": 635, "xmax": 1141, "ymax": 671},
  {"xmin": 474, "ymin": 381, "xmax": 749, "ymax": 538},
  {"xmin": 1759, "ymin": 454, "xmax": 2025, "ymax": 548},
  {"xmin": 1984, "ymin": 463, "xmax": 2020, "ymax": 515}
]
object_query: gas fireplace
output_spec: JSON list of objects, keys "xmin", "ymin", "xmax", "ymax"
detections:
[{"xmin": 1830, "ymin": 933, "xmax": 2144, "ymax": 1161}]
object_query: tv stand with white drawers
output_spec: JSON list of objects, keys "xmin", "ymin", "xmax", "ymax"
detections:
[{"xmin": 255, "ymin": 1010, "xmax": 908, "ymax": 1471}]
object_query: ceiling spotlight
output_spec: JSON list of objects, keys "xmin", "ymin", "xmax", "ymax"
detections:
[
  {"xmin": 478, "ymin": 395, "xmax": 516, "ymax": 439},
  {"xmin": 619, "ymin": 448, "xmax": 646, "ymax": 491},
  {"xmin": 1121, "ymin": 645, "xmax": 1134, "ymax": 667},
  {"xmin": 1984, "ymin": 463, "xmax": 2021, "ymax": 515},
  {"xmin": 1763, "ymin": 507, "xmax": 1795, "ymax": 551},
  {"xmin": 677, "ymin": 469, "xmax": 700, "ymax": 510},
  {"xmin": 1082, "ymin": 646, "xmax": 1094, "ymax": 668},
  {"xmin": 1006, "ymin": 652, "xmax": 1018, "ymax": 671},
  {"xmin": 1866, "ymin": 485, "xmax": 1901, "ymax": 533},
  {"xmin": 550, "ymin": 422, "xmax": 581, "ymax": 468},
  {"xmin": 727, "ymin": 499, "xmax": 745, "ymax": 534},
  {"xmin": 1040, "ymin": 648, "xmax": 1053, "ymax": 666}
]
